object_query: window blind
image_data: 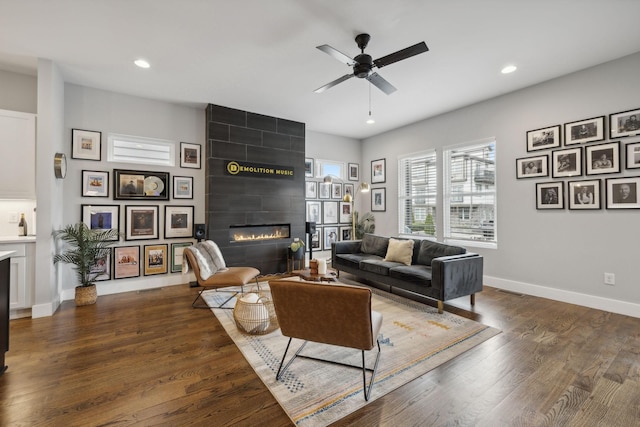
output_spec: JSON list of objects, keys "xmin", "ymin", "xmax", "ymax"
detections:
[{"xmin": 398, "ymin": 150, "xmax": 437, "ymax": 237}]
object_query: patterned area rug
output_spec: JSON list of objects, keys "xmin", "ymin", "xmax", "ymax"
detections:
[{"xmin": 202, "ymin": 283, "xmax": 500, "ymax": 427}]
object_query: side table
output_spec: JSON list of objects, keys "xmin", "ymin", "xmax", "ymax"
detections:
[{"xmin": 291, "ymin": 268, "xmax": 338, "ymax": 283}]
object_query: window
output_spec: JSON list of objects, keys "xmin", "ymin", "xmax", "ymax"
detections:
[
  {"xmin": 315, "ymin": 159, "xmax": 345, "ymax": 180},
  {"xmin": 398, "ymin": 150, "xmax": 437, "ymax": 237},
  {"xmin": 444, "ymin": 139, "xmax": 496, "ymax": 245},
  {"xmin": 107, "ymin": 133, "xmax": 175, "ymax": 166}
]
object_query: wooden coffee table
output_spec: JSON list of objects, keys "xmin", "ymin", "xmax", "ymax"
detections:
[{"xmin": 291, "ymin": 268, "xmax": 338, "ymax": 283}]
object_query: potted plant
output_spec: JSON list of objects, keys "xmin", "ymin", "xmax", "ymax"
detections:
[
  {"xmin": 288, "ymin": 237, "xmax": 305, "ymax": 260},
  {"xmin": 354, "ymin": 211, "xmax": 375, "ymax": 239},
  {"xmin": 53, "ymin": 222, "xmax": 120, "ymax": 306}
]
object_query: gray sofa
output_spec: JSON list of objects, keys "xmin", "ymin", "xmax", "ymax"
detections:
[{"xmin": 331, "ymin": 234, "xmax": 483, "ymax": 313}]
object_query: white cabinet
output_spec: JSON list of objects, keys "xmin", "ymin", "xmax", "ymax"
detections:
[
  {"xmin": 0, "ymin": 243, "xmax": 34, "ymax": 312},
  {"xmin": 0, "ymin": 109, "xmax": 36, "ymax": 199}
]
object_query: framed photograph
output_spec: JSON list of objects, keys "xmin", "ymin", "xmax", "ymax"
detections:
[
  {"xmin": 585, "ymin": 142, "xmax": 620, "ymax": 175},
  {"xmin": 568, "ymin": 179, "xmax": 601, "ymax": 210},
  {"xmin": 625, "ymin": 142, "xmax": 640, "ymax": 169},
  {"xmin": 180, "ymin": 142, "xmax": 201, "ymax": 169},
  {"xmin": 308, "ymin": 227, "xmax": 321, "ymax": 251},
  {"xmin": 516, "ymin": 155, "xmax": 548, "ymax": 179},
  {"xmin": 371, "ymin": 158, "xmax": 386, "ymax": 183},
  {"xmin": 536, "ymin": 182, "xmax": 564, "ymax": 210},
  {"xmin": 343, "ymin": 183, "xmax": 354, "ymax": 199},
  {"xmin": 340, "ymin": 226, "xmax": 352, "ymax": 241},
  {"xmin": 71, "ymin": 128, "xmax": 101, "ymax": 161},
  {"xmin": 348, "ymin": 163, "xmax": 359, "ymax": 181},
  {"xmin": 164, "ymin": 205, "xmax": 194, "ymax": 239},
  {"xmin": 114, "ymin": 169, "xmax": 169, "ymax": 200},
  {"xmin": 323, "ymin": 226, "xmax": 338, "ymax": 250},
  {"xmin": 306, "ymin": 201, "xmax": 321, "ymax": 224},
  {"xmin": 371, "ymin": 187, "xmax": 386, "ymax": 212},
  {"xmin": 144, "ymin": 244, "xmax": 168, "ymax": 276},
  {"xmin": 171, "ymin": 242, "xmax": 193, "ymax": 273},
  {"xmin": 90, "ymin": 249, "xmax": 111, "ymax": 282},
  {"xmin": 305, "ymin": 158, "xmax": 314, "ymax": 178},
  {"xmin": 339, "ymin": 201, "xmax": 352, "ymax": 223},
  {"xmin": 331, "ymin": 183, "xmax": 342, "ymax": 199},
  {"xmin": 606, "ymin": 177, "xmax": 640, "ymax": 209},
  {"xmin": 173, "ymin": 176, "xmax": 193, "ymax": 199},
  {"xmin": 125, "ymin": 205, "xmax": 159, "ymax": 241},
  {"xmin": 305, "ymin": 181, "xmax": 317, "ymax": 199},
  {"xmin": 610, "ymin": 108, "xmax": 640, "ymax": 139},
  {"xmin": 318, "ymin": 182, "xmax": 331, "ymax": 199},
  {"xmin": 114, "ymin": 246, "xmax": 140, "ymax": 279},
  {"xmin": 82, "ymin": 170, "xmax": 109, "ymax": 197},
  {"xmin": 81, "ymin": 204, "xmax": 120, "ymax": 240},
  {"xmin": 552, "ymin": 148, "xmax": 582, "ymax": 178},
  {"xmin": 323, "ymin": 201, "xmax": 338, "ymax": 224},
  {"xmin": 526, "ymin": 125, "xmax": 561, "ymax": 152},
  {"xmin": 564, "ymin": 116, "xmax": 605, "ymax": 145}
]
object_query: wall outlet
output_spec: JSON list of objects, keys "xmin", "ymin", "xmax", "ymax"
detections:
[
  {"xmin": 604, "ymin": 272, "xmax": 615, "ymax": 286},
  {"xmin": 8, "ymin": 212, "xmax": 18, "ymax": 223}
]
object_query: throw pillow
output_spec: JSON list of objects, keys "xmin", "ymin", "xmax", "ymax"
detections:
[
  {"xmin": 383, "ymin": 238, "xmax": 414, "ymax": 266},
  {"xmin": 417, "ymin": 240, "xmax": 466, "ymax": 266}
]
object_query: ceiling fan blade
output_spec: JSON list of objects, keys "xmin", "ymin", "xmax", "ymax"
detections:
[
  {"xmin": 373, "ymin": 41, "xmax": 429, "ymax": 69},
  {"xmin": 366, "ymin": 72, "xmax": 397, "ymax": 95},
  {"xmin": 316, "ymin": 44, "xmax": 355, "ymax": 66},
  {"xmin": 314, "ymin": 74, "xmax": 354, "ymax": 93}
]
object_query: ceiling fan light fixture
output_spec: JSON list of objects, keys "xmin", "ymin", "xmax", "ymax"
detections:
[
  {"xmin": 501, "ymin": 65, "xmax": 517, "ymax": 74},
  {"xmin": 134, "ymin": 59, "xmax": 150, "ymax": 69},
  {"xmin": 366, "ymin": 113, "xmax": 375, "ymax": 125}
]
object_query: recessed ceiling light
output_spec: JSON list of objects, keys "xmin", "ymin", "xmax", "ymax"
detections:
[
  {"xmin": 501, "ymin": 65, "xmax": 517, "ymax": 74},
  {"xmin": 134, "ymin": 59, "xmax": 150, "ymax": 69}
]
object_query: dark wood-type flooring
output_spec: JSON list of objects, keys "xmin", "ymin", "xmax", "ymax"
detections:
[{"xmin": 1, "ymin": 275, "xmax": 639, "ymax": 426}]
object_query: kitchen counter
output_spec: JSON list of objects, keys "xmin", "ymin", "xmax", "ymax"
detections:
[{"xmin": 0, "ymin": 236, "xmax": 36, "ymax": 244}]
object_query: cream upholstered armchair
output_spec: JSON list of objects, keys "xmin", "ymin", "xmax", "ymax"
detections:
[
  {"xmin": 183, "ymin": 242, "xmax": 260, "ymax": 309},
  {"xmin": 268, "ymin": 279, "xmax": 383, "ymax": 401}
]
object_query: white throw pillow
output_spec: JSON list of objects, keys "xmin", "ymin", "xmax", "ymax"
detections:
[{"xmin": 383, "ymin": 238, "xmax": 414, "ymax": 266}]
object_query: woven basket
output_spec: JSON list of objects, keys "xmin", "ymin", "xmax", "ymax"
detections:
[
  {"xmin": 75, "ymin": 284, "xmax": 98, "ymax": 306},
  {"xmin": 233, "ymin": 289, "xmax": 279, "ymax": 335}
]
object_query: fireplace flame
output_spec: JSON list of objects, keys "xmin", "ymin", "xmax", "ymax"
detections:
[{"xmin": 232, "ymin": 230, "xmax": 285, "ymax": 242}]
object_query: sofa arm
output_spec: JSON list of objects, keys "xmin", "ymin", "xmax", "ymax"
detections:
[{"xmin": 431, "ymin": 254, "xmax": 483, "ymax": 301}]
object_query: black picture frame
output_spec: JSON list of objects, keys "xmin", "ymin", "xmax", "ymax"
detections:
[
  {"xmin": 371, "ymin": 159, "xmax": 386, "ymax": 183},
  {"xmin": 305, "ymin": 181, "xmax": 317, "ymax": 199},
  {"xmin": 609, "ymin": 107, "xmax": 640, "ymax": 139},
  {"xmin": 564, "ymin": 116, "xmax": 605, "ymax": 145},
  {"xmin": 348, "ymin": 163, "xmax": 359, "ymax": 181},
  {"xmin": 180, "ymin": 142, "xmax": 201, "ymax": 169},
  {"xmin": 81, "ymin": 170, "xmax": 109, "ymax": 197},
  {"xmin": 526, "ymin": 125, "xmax": 561, "ymax": 152},
  {"xmin": 71, "ymin": 128, "xmax": 102, "ymax": 161},
  {"xmin": 143, "ymin": 244, "xmax": 168, "ymax": 276},
  {"xmin": 568, "ymin": 179, "xmax": 601, "ymax": 210},
  {"xmin": 552, "ymin": 147, "xmax": 582, "ymax": 178},
  {"xmin": 173, "ymin": 176, "xmax": 193, "ymax": 199},
  {"xmin": 625, "ymin": 142, "xmax": 640, "ymax": 169},
  {"xmin": 585, "ymin": 142, "xmax": 620, "ymax": 176},
  {"xmin": 516, "ymin": 155, "xmax": 548, "ymax": 179},
  {"xmin": 81, "ymin": 204, "xmax": 120, "ymax": 240},
  {"xmin": 114, "ymin": 169, "xmax": 169, "ymax": 200},
  {"xmin": 371, "ymin": 187, "xmax": 386, "ymax": 212},
  {"xmin": 605, "ymin": 177, "xmax": 640, "ymax": 209},
  {"xmin": 125, "ymin": 205, "xmax": 159, "ymax": 241},
  {"xmin": 306, "ymin": 201, "xmax": 321, "ymax": 224},
  {"xmin": 114, "ymin": 246, "xmax": 140, "ymax": 279},
  {"xmin": 91, "ymin": 248, "xmax": 111, "ymax": 282},
  {"xmin": 536, "ymin": 181, "xmax": 564, "ymax": 210},
  {"xmin": 164, "ymin": 205, "xmax": 194, "ymax": 239},
  {"xmin": 305, "ymin": 158, "xmax": 314, "ymax": 178}
]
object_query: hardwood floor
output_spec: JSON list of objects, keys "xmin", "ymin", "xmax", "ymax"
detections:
[{"xmin": 1, "ymin": 277, "xmax": 639, "ymax": 426}]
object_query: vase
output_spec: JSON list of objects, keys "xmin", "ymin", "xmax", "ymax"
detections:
[{"xmin": 75, "ymin": 284, "xmax": 98, "ymax": 306}]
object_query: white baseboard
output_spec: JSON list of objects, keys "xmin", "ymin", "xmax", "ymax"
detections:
[
  {"xmin": 31, "ymin": 302, "xmax": 55, "ymax": 318},
  {"xmin": 485, "ymin": 275, "xmax": 640, "ymax": 319}
]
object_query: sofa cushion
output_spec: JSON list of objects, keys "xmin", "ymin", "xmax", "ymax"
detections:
[
  {"xmin": 360, "ymin": 234, "xmax": 389, "ymax": 258},
  {"xmin": 383, "ymin": 238, "xmax": 414, "ymax": 266},
  {"xmin": 389, "ymin": 264, "xmax": 433, "ymax": 286},
  {"xmin": 334, "ymin": 253, "xmax": 379, "ymax": 270},
  {"xmin": 359, "ymin": 258, "xmax": 402, "ymax": 276},
  {"xmin": 417, "ymin": 240, "xmax": 466, "ymax": 266}
]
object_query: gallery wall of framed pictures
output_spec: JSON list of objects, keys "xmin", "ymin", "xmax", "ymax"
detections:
[
  {"xmin": 518, "ymin": 107, "xmax": 640, "ymax": 210},
  {"xmin": 72, "ymin": 128, "xmax": 201, "ymax": 282}
]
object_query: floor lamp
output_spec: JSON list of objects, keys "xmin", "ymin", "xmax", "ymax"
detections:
[{"xmin": 342, "ymin": 182, "xmax": 370, "ymax": 239}]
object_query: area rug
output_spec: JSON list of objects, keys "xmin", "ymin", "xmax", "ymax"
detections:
[{"xmin": 202, "ymin": 283, "xmax": 500, "ymax": 427}]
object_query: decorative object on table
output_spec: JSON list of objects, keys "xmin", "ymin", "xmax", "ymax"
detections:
[
  {"xmin": 143, "ymin": 244, "xmax": 168, "ymax": 276},
  {"xmin": 180, "ymin": 142, "xmax": 201, "ymax": 169},
  {"xmin": 233, "ymin": 285, "xmax": 279, "ymax": 335},
  {"xmin": 568, "ymin": 179, "xmax": 601, "ymax": 210},
  {"xmin": 348, "ymin": 162, "xmax": 359, "ymax": 181},
  {"xmin": 609, "ymin": 107, "xmax": 640, "ymax": 139},
  {"xmin": 113, "ymin": 169, "xmax": 169, "ymax": 200},
  {"xmin": 584, "ymin": 141, "xmax": 620, "ymax": 175},
  {"xmin": 164, "ymin": 205, "xmax": 194, "ymax": 239},
  {"xmin": 81, "ymin": 170, "xmax": 109, "ymax": 197},
  {"xmin": 536, "ymin": 181, "xmax": 564, "ymax": 210},
  {"xmin": 526, "ymin": 124, "xmax": 561, "ymax": 152},
  {"xmin": 52, "ymin": 222, "xmax": 121, "ymax": 306},
  {"xmin": 564, "ymin": 116, "xmax": 605, "ymax": 145},
  {"xmin": 71, "ymin": 128, "xmax": 101, "ymax": 161},
  {"xmin": 172, "ymin": 175, "xmax": 193, "ymax": 199},
  {"xmin": 342, "ymin": 181, "xmax": 370, "ymax": 239},
  {"xmin": 304, "ymin": 157, "xmax": 314, "ymax": 177},
  {"xmin": 552, "ymin": 147, "xmax": 582, "ymax": 178},
  {"xmin": 124, "ymin": 205, "xmax": 159, "ymax": 240},
  {"xmin": 113, "ymin": 246, "xmax": 140, "ymax": 279},
  {"xmin": 605, "ymin": 176, "xmax": 640, "ymax": 209},
  {"xmin": 371, "ymin": 158, "xmax": 386, "ymax": 183},
  {"xmin": 516, "ymin": 155, "xmax": 548, "ymax": 179},
  {"xmin": 354, "ymin": 211, "xmax": 375, "ymax": 240},
  {"xmin": 81, "ymin": 204, "xmax": 119, "ymax": 240},
  {"xmin": 371, "ymin": 187, "xmax": 386, "ymax": 212}
]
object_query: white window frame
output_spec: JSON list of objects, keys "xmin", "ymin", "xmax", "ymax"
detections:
[
  {"xmin": 315, "ymin": 159, "xmax": 345, "ymax": 180},
  {"xmin": 398, "ymin": 149, "xmax": 438, "ymax": 239},
  {"xmin": 107, "ymin": 133, "xmax": 176, "ymax": 166}
]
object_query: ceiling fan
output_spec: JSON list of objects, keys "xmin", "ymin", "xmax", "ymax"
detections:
[{"xmin": 314, "ymin": 33, "xmax": 429, "ymax": 95}]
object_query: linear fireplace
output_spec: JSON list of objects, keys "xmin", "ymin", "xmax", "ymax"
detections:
[{"xmin": 229, "ymin": 224, "xmax": 291, "ymax": 243}]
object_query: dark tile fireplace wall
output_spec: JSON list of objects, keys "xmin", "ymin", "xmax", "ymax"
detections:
[{"xmin": 205, "ymin": 104, "xmax": 305, "ymax": 274}]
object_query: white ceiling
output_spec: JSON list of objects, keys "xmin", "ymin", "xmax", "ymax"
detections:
[{"xmin": 1, "ymin": 0, "xmax": 639, "ymax": 139}]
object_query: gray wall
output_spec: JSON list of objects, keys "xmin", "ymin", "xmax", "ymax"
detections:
[
  {"xmin": 0, "ymin": 69, "xmax": 37, "ymax": 113},
  {"xmin": 362, "ymin": 52, "xmax": 640, "ymax": 316}
]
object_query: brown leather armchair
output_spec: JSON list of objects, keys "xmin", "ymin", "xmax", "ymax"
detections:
[
  {"xmin": 269, "ymin": 279, "xmax": 383, "ymax": 401},
  {"xmin": 183, "ymin": 247, "xmax": 259, "ymax": 308}
]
